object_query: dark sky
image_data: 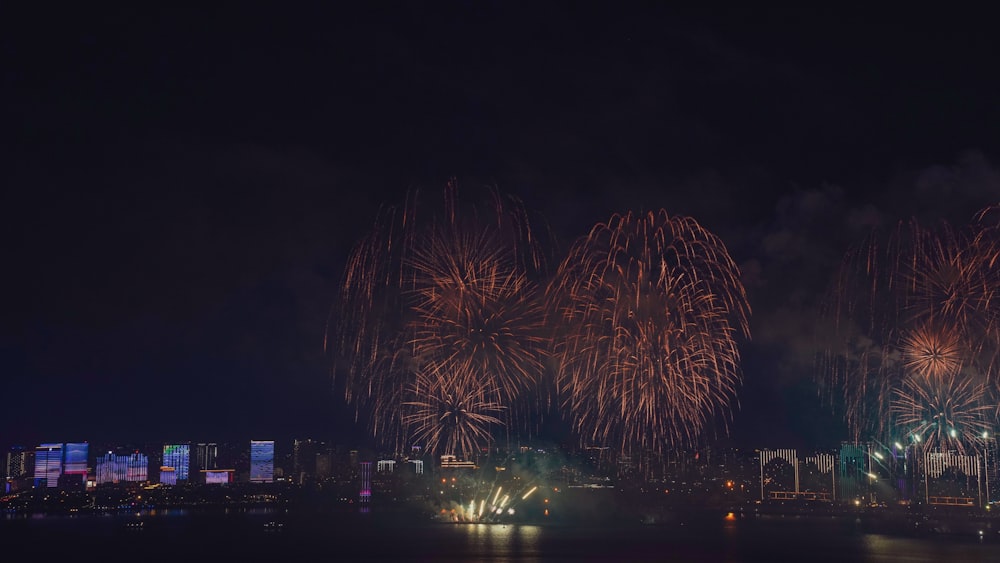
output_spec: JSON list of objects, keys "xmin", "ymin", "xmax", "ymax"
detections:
[{"xmin": 5, "ymin": 4, "xmax": 999, "ymax": 451}]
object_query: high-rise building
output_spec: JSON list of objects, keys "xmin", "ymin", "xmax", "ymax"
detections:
[
  {"xmin": 5, "ymin": 446, "xmax": 27, "ymax": 481},
  {"xmin": 293, "ymin": 439, "xmax": 324, "ymax": 483},
  {"xmin": 250, "ymin": 440, "xmax": 274, "ymax": 483},
  {"xmin": 359, "ymin": 461, "xmax": 372, "ymax": 503},
  {"xmin": 377, "ymin": 460, "xmax": 396, "ymax": 473},
  {"xmin": 162, "ymin": 444, "xmax": 190, "ymax": 482},
  {"xmin": 159, "ymin": 467, "xmax": 177, "ymax": 486},
  {"xmin": 34, "ymin": 444, "xmax": 63, "ymax": 488},
  {"xmin": 96, "ymin": 451, "xmax": 149, "ymax": 484},
  {"xmin": 63, "ymin": 442, "xmax": 88, "ymax": 486},
  {"xmin": 195, "ymin": 443, "xmax": 218, "ymax": 471}
]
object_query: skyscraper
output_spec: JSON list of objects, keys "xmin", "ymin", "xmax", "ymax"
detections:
[
  {"xmin": 162, "ymin": 444, "xmax": 190, "ymax": 482},
  {"xmin": 34, "ymin": 444, "xmax": 63, "ymax": 488},
  {"xmin": 96, "ymin": 451, "xmax": 149, "ymax": 484},
  {"xmin": 63, "ymin": 442, "xmax": 88, "ymax": 485},
  {"xmin": 194, "ymin": 442, "xmax": 218, "ymax": 471},
  {"xmin": 250, "ymin": 440, "xmax": 274, "ymax": 483},
  {"xmin": 5, "ymin": 446, "xmax": 27, "ymax": 481},
  {"xmin": 292, "ymin": 439, "xmax": 323, "ymax": 484}
]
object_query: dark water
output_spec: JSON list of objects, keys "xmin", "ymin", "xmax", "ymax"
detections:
[{"xmin": 3, "ymin": 509, "xmax": 1000, "ymax": 562}]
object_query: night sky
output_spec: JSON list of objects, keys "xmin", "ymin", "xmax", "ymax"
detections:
[{"xmin": 5, "ymin": 4, "xmax": 999, "ymax": 451}]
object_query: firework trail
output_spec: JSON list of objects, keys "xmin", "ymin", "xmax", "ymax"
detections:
[
  {"xmin": 433, "ymin": 456, "xmax": 545, "ymax": 523},
  {"xmin": 546, "ymin": 210, "xmax": 750, "ymax": 453},
  {"xmin": 821, "ymin": 204, "xmax": 1000, "ymax": 448},
  {"xmin": 328, "ymin": 181, "xmax": 549, "ymax": 456}
]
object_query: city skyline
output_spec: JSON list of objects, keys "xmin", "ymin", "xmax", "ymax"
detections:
[{"xmin": 7, "ymin": 5, "xmax": 1000, "ymax": 453}]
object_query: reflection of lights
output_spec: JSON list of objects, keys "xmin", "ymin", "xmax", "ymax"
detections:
[{"xmin": 724, "ymin": 512, "xmax": 736, "ymax": 521}]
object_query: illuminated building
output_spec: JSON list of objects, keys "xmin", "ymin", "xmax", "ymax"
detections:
[
  {"xmin": 162, "ymin": 444, "xmax": 190, "ymax": 481},
  {"xmin": 5, "ymin": 447, "xmax": 30, "ymax": 493},
  {"xmin": 34, "ymin": 443, "xmax": 63, "ymax": 488},
  {"xmin": 195, "ymin": 443, "xmax": 218, "ymax": 471},
  {"xmin": 63, "ymin": 442, "xmax": 88, "ymax": 486},
  {"xmin": 96, "ymin": 452, "xmax": 120, "ymax": 484},
  {"xmin": 125, "ymin": 452, "xmax": 148, "ymax": 482},
  {"xmin": 838, "ymin": 442, "xmax": 869, "ymax": 502},
  {"xmin": 202, "ymin": 469, "xmax": 234, "ymax": 484},
  {"xmin": 409, "ymin": 459, "xmax": 424, "ymax": 475},
  {"xmin": 5, "ymin": 446, "xmax": 27, "ymax": 480},
  {"xmin": 359, "ymin": 461, "xmax": 371, "ymax": 503},
  {"xmin": 160, "ymin": 467, "xmax": 177, "ymax": 486},
  {"xmin": 440, "ymin": 455, "xmax": 476, "ymax": 469},
  {"xmin": 377, "ymin": 460, "xmax": 395, "ymax": 473},
  {"xmin": 96, "ymin": 451, "xmax": 149, "ymax": 484},
  {"xmin": 758, "ymin": 449, "xmax": 799, "ymax": 500},
  {"xmin": 250, "ymin": 440, "xmax": 274, "ymax": 483}
]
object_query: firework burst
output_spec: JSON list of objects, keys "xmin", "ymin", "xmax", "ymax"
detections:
[
  {"xmin": 822, "ymin": 204, "xmax": 1000, "ymax": 447},
  {"xmin": 899, "ymin": 322, "xmax": 964, "ymax": 379},
  {"xmin": 890, "ymin": 372, "xmax": 992, "ymax": 455},
  {"xmin": 402, "ymin": 365, "xmax": 505, "ymax": 457},
  {"xmin": 547, "ymin": 210, "xmax": 750, "ymax": 453},
  {"xmin": 328, "ymin": 181, "xmax": 548, "ymax": 454}
]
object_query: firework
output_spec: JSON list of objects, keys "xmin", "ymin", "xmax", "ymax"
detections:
[
  {"xmin": 402, "ymin": 364, "xmax": 505, "ymax": 457},
  {"xmin": 822, "ymin": 205, "xmax": 1000, "ymax": 447},
  {"xmin": 899, "ymin": 322, "xmax": 964, "ymax": 379},
  {"xmin": 890, "ymin": 371, "xmax": 992, "ymax": 455},
  {"xmin": 546, "ymin": 210, "xmax": 750, "ymax": 453},
  {"xmin": 328, "ymin": 181, "xmax": 548, "ymax": 453},
  {"xmin": 406, "ymin": 225, "xmax": 548, "ymax": 406}
]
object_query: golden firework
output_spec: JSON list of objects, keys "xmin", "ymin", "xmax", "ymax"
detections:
[{"xmin": 546, "ymin": 210, "xmax": 750, "ymax": 453}]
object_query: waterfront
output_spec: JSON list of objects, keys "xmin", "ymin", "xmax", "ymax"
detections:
[{"xmin": 4, "ymin": 506, "xmax": 1000, "ymax": 562}]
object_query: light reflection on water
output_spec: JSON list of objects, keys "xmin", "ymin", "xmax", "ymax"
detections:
[
  {"xmin": 5, "ymin": 509, "xmax": 1000, "ymax": 562},
  {"xmin": 462, "ymin": 523, "xmax": 542, "ymax": 556}
]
